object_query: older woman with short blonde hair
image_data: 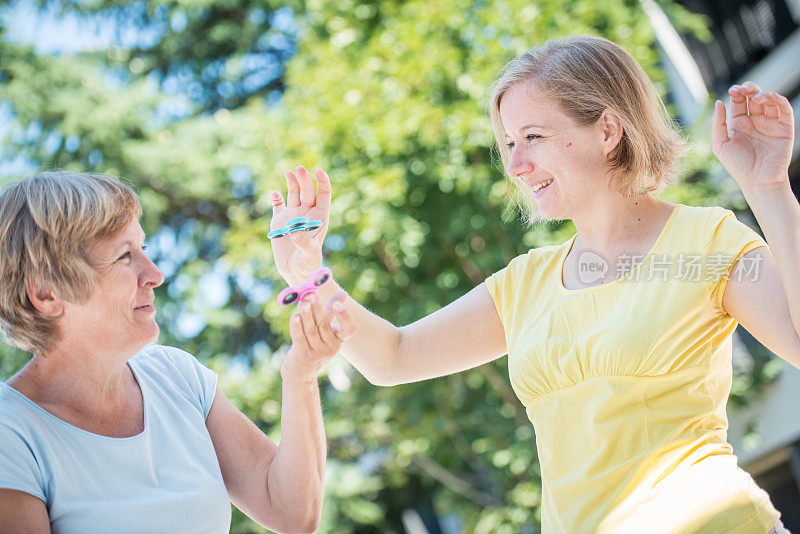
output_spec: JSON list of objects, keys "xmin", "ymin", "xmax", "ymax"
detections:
[{"xmin": 0, "ymin": 171, "xmax": 354, "ymax": 533}]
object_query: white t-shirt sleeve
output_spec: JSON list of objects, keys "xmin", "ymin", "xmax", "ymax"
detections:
[
  {"xmin": 158, "ymin": 346, "xmax": 219, "ymax": 419},
  {"xmin": 0, "ymin": 423, "xmax": 46, "ymax": 501}
]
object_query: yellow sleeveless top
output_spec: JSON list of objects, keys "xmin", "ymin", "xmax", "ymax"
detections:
[{"xmin": 484, "ymin": 204, "xmax": 781, "ymax": 533}]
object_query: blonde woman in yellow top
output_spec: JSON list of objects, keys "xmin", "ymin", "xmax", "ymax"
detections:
[{"xmin": 269, "ymin": 35, "xmax": 799, "ymax": 533}]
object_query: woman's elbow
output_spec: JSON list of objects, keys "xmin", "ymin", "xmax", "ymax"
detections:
[
  {"xmin": 362, "ymin": 332, "xmax": 404, "ymax": 387},
  {"xmin": 274, "ymin": 496, "xmax": 323, "ymax": 533},
  {"xmin": 273, "ymin": 517, "xmax": 319, "ymax": 534},
  {"xmin": 301, "ymin": 515, "xmax": 322, "ymax": 534},
  {"xmin": 263, "ymin": 510, "xmax": 321, "ymax": 534},
  {"xmin": 285, "ymin": 509, "xmax": 321, "ymax": 533},
  {"xmin": 300, "ymin": 503, "xmax": 323, "ymax": 533}
]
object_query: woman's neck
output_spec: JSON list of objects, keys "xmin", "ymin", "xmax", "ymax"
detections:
[
  {"xmin": 570, "ymin": 194, "xmax": 673, "ymax": 254},
  {"xmin": 8, "ymin": 345, "xmax": 133, "ymax": 409}
]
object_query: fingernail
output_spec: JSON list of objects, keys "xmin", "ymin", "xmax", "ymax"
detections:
[{"xmin": 334, "ymin": 302, "xmax": 345, "ymax": 311}]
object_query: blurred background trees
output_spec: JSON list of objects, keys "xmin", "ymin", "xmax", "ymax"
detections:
[{"xmin": 0, "ymin": 0, "xmax": 766, "ymax": 531}]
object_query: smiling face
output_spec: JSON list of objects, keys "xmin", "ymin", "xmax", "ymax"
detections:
[
  {"xmin": 499, "ymin": 83, "xmax": 614, "ymax": 221},
  {"xmin": 60, "ymin": 218, "xmax": 164, "ymax": 358}
]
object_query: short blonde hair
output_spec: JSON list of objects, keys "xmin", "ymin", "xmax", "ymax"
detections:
[
  {"xmin": 488, "ymin": 35, "xmax": 688, "ymax": 224},
  {"xmin": 0, "ymin": 171, "xmax": 141, "ymax": 355}
]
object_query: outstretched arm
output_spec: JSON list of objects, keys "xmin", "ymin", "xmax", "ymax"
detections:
[
  {"xmin": 712, "ymin": 82, "xmax": 800, "ymax": 369},
  {"xmin": 307, "ymin": 278, "xmax": 507, "ymax": 386},
  {"xmin": 269, "ymin": 167, "xmax": 507, "ymax": 386}
]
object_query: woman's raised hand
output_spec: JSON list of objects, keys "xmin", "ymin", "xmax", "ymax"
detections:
[
  {"xmin": 270, "ymin": 166, "xmax": 332, "ymax": 285},
  {"xmin": 711, "ymin": 81, "xmax": 795, "ymax": 193},
  {"xmin": 281, "ymin": 292, "xmax": 356, "ymax": 384}
]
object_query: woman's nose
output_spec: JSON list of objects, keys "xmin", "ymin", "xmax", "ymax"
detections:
[
  {"xmin": 142, "ymin": 258, "xmax": 165, "ymax": 288},
  {"xmin": 506, "ymin": 148, "xmax": 534, "ymax": 179}
]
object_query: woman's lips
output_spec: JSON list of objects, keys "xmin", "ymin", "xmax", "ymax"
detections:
[{"xmin": 532, "ymin": 179, "xmax": 553, "ymax": 197}]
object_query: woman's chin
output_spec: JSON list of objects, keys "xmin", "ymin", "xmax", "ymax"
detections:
[
  {"xmin": 533, "ymin": 202, "xmax": 558, "ymax": 221},
  {"xmin": 146, "ymin": 324, "xmax": 160, "ymax": 344},
  {"xmin": 132, "ymin": 324, "xmax": 160, "ymax": 350}
]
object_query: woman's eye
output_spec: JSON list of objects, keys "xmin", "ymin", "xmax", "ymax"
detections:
[
  {"xmin": 507, "ymin": 135, "xmax": 541, "ymax": 148},
  {"xmin": 118, "ymin": 245, "xmax": 146, "ymax": 262}
]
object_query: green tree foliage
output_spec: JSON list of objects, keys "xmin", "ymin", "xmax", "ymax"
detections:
[{"xmin": 0, "ymin": 0, "xmax": 777, "ymax": 532}]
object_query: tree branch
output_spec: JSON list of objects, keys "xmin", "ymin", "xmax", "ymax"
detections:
[
  {"xmin": 411, "ymin": 453, "xmax": 499, "ymax": 507},
  {"xmin": 479, "ymin": 362, "xmax": 530, "ymax": 428}
]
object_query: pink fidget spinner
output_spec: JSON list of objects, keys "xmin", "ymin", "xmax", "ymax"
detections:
[{"xmin": 277, "ymin": 268, "xmax": 333, "ymax": 306}]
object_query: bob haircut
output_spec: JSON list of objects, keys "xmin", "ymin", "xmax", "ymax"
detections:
[
  {"xmin": 0, "ymin": 171, "xmax": 141, "ymax": 355},
  {"xmin": 488, "ymin": 34, "xmax": 688, "ymax": 225}
]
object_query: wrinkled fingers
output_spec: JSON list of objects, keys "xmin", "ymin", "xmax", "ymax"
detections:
[
  {"xmin": 308, "ymin": 296, "xmax": 339, "ymax": 348},
  {"xmin": 295, "ymin": 166, "xmax": 316, "ymax": 207},
  {"xmin": 728, "ymin": 84, "xmax": 749, "ymax": 118},
  {"xmin": 759, "ymin": 92, "xmax": 793, "ymax": 126},
  {"xmin": 285, "ymin": 170, "xmax": 301, "ymax": 208},
  {"xmin": 288, "ymin": 312, "xmax": 310, "ymax": 351},
  {"xmin": 314, "ymin": 168, "xmax": 332, "ymax": 218},
  {"xmin": 330, "ymin": 301, "xmax": 356, "ymax": 341},
  {"xmin": 298, "ymin": 301, "xmax": 324, "ymax": 353}
]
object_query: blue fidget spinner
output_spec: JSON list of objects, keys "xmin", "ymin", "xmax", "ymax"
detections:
[{"xmin": 267, "ymin": 216, "xmax": 323, "ymax": 239}]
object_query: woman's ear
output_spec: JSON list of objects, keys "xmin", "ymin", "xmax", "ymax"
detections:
[
  {"xmin": 598, "ymin": 108, "xmax": 624, "ymax": 157},
  {"xmin": 26, "ymin": 283, "xmax": 64, "ymax": 317}
]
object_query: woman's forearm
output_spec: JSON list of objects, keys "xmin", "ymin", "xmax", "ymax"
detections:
[
  {"xmin": 743, "ymin": 182, "xmax": 800, "ymax": 337},
  {"xmin": 266, "ymin": 378, "xmax": 326, "ymax": 533},
  {"xmin": 311, "ymin": 279, "xmax": 402, "ymax": 386}
]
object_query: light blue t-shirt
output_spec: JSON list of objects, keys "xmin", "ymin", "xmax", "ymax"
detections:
[{"xmin": 0, "ymin": 344, "xmax": 231, "ymax": 533}]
